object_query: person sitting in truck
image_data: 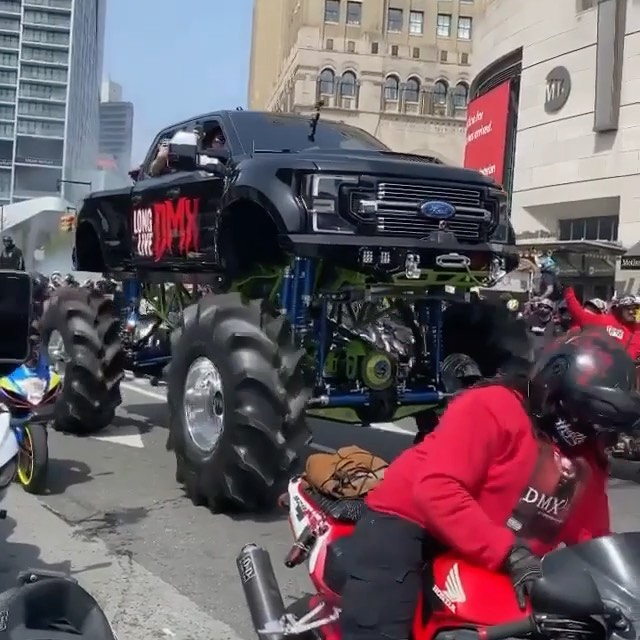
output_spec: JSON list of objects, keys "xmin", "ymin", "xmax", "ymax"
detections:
[{"xmin": 148, "ymin": 139, "xmax": 172, "ymax": 177}]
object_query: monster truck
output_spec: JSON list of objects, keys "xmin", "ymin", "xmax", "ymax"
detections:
[{"xmin": 42, "ymin": 108, "xmax": 529, "ymax": 511}]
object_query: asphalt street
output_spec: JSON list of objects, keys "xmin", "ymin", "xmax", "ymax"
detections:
[{"xmin": 2, "ymin": 380, "xmax": 640, "ymax": 639}]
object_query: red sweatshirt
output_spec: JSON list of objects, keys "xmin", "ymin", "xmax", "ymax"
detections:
[
  {"xmin": 366, "ymin": 385, "xmax": 609, "ymax": 570},
  {"xmin": 564, "ymin": 287, "xmax": 640, "ymax": 360}
]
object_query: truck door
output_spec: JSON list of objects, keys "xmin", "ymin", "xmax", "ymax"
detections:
[{"xmin": 130, "ymin": 171, "xmax": 224, "ymax": 267}]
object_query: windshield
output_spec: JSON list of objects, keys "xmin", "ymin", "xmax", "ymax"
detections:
[
  {"xmin": 543, "ymin": 532, "xmax": 640, "ymax": 619},
  {"xmin": 229, "ymin": 112, "xmax": 389, "ymax": 153}
]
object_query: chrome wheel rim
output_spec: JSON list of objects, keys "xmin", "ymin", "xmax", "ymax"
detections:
[{"xmin": 183, "ymin": 357, "xmax": 224, "ymax": 453}]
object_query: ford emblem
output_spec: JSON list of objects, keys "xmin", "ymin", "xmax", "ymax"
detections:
[{"xmin": 419, "ymin": 200, "xmax": 455, "ymax": 219}]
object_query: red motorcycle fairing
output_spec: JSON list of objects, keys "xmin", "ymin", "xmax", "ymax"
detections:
[{"xmin": 284, "ymin": 477, "xmax": 528, "ymax": 640}]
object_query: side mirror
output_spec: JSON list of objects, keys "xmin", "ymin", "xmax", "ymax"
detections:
[
  {"xmin": 531, "ymin": 570, "xmax": 604, "ymax": 618},
  {"xmin": 128, "ymin": 166, "xmax": 141, "ymax": 182},
  {"xmin": 0, "ymin": 270, "xmax": 32, "ymax": 376},
  {"xmin": 167, "ymin": 130, "xmax": 198, "ymax": 171}
]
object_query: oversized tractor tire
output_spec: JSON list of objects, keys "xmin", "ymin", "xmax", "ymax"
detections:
[
  {"xmin": 167, "ymin": 292, "xmax": 311, "ymax": 513},
  {"xmin": 40, "ymin": 288, "xmax": 124, "ymax": 434},
  {"xmin": 414, "ymin": 299, "xmax": 531, "ymax": 442}
]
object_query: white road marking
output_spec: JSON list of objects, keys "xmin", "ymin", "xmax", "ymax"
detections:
[
  {"xmin": 93, "ymin": 423, "xmax": 144, "ymax": 448},
  {"xmin": 120, "ymin": 381, "xmax": 415, "ymax": 435},
  {"xmin": 367, "ymin": 420, "xmax": 415, "ymax": 434},
  {"xmin": 121, "ymin": 380, "xmax": 166, "ymax": 401}
]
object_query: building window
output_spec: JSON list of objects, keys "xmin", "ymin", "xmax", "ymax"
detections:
[
  {"xmin": 461, "ymin": 52, "xmax": 469, "ymax": 64},
  {"xmin": 339, "ymin": 71, "xmax": 357, "ymax": 97},
  {"xmin": 23, "ymin": 10, "xmax": 70, "ymax": 27},
  {"xmin": 387, "ymin": 8, "xmax": 403, "ymax": 32},
  {"xmin": 453, "ymin": 82, "xmax": 468, "ymax": 108},
  {"xmin": 0, "ymin": 18, "xmax": 18, "ymax": 31},
  {"xmin": 558, "ymin": 216, "xmax": 619, "ymax": 241},
  {"xmin": 318, "ymin": 68, "xmax": 335, "ymax": 95},
  {"xmin": 0, "ymin": 69, "xmax": 16, "ymax": 85},
  {"xmin": 391, "ymin": 44, "xmax": 398, "ymax": 56},
  {"xmin": 19, "ymin": 81, "xmax": 65, "ymax": 100},
  {"xmin": 409, "ymin": 11, "xmax": 424, "ymax": 34},
  {"xmin": 433, "ymin": 80, "xmax": 448, "ymax": 104},
  {"xmin": 0, "ymin": 2, "xmax": 20, "ymax": 14},
  {"xmin": 437, "ymin": 14, "xmax": 451, "ymax": 37},
  {"xmin": 17, "ymin": 118, "xmax": 64, "ymax": 137},
  {"xmin": 412, "ymin": 47, "xmax": 420, "ymax": 58},
  {"xmin": 371, "ymin": 42, "xmax": 379, "ymax": 53},
  {"xmin": 440, "ymin": 50, "xmax": 448, "ymax": 62},
  {"xmin": 22, "ymin": 46, "xmax": 67, "ymax": 64},
  {"xmin": 21, "ymin": 64, "xmax": 67, "ymax": 82},
  {"xmin": 346, "ymin": 1, "xmax": 361, "ymax": 25},
  {"xmin": 405, "ymin": 77, "xmax": 420, "ymax": 102},
  {"xmin": 325, "ymin": 38, "xmax": 334, "ymax": 50},
  {"xmin": 457, "ymin": 16, "xmax": 472, "ymax": 39},
  {"xmin": 22, "ymin": 28, "xmax": 69, "ymax": 45},
  {"xmin": 18, "ymin": 100, "xmax": 65, "ymax": 118},
  {"xmin": 347, "ymin": 40, "xmax": 355, "ymax": 52},
  {"xmin": 384, "ymin": 75, "xmax": 400, "ymax": 100},
  {"xmin": 0, "ymin": 52, "xmax": 17, "ymax": 67},
  {"xmin": 324, "ymin": 0, "xmax": 340, "ymax": 23}
]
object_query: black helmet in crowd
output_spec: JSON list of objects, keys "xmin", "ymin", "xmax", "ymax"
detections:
[
  {"xmin": 527, "ymin": 327, "xmax": 640, "ymax": 449},
  {"xmin": 2, "ymin": 235, "xmax": 12, "ymax": 248}
]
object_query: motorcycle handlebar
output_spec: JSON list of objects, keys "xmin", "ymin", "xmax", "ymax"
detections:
[{"xmin": 477, "ymin": 617, "xmax": 535, "ymax": 640}]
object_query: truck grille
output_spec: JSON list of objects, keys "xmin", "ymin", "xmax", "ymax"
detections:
[{"xmin": 374, "ymin": 182, "xmax": 491, "ymax": 240}]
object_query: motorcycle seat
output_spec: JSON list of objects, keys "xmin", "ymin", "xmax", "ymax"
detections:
[{"xmin": 303, "ymin": 485, "xmax": 366, "ymax": 524}]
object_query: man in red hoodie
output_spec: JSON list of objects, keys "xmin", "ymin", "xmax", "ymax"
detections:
[
  {"xmin": 564, "ymin": 287, "xmax": 640, "ymax": 360},
  {"xmin": 340, "ymin": 329, "xmax": 640, "ymax": 640}
]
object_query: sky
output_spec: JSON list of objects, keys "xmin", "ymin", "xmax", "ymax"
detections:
[{"xmin": 103, "ymin": 0, "xmax": 254, "ymax": 164}]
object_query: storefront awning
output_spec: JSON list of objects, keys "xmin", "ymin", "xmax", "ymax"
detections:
[
  {"xmin": 517, "ymin": 238, "xmax": 626, "ymax": 258},
  {"xmin": 621, "ymin": 240, "xmax": 640, "ymax": 270}
]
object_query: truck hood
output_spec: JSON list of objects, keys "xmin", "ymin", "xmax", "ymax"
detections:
[{"xmin": 290, "ymin": 149, "xmax": 495, "ymax": 186}]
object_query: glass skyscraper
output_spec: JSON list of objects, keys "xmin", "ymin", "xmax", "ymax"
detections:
[{"xmin": 0, "ymin": 0, "xmax": 105, "ymax": 204}]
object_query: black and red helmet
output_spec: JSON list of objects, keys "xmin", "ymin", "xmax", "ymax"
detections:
[{"xmin": 528, "ymin": 327, "xmax": 640, "ymax": 447}]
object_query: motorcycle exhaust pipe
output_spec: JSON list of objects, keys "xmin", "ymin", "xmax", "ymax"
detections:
[{"xmin": 237, "ymin": 544, "xmax": 286, "ymax": 639}]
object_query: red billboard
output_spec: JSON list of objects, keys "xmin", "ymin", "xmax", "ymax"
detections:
[{"xmin": 463, "ymin": 80, "xmax": 511, "ymax": 185}]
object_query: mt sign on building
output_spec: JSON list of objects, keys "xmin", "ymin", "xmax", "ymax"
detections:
[{"xmin": 544, "ymin": 66, "xmax": 571, "ymax": 113}]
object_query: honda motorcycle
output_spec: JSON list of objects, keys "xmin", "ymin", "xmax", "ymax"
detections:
[
  {"xmin": 237, "ymin": 476, "xmax": 640, "ymax": 640},
  {"xmin": 0, "ymin": 350, "xmax": 58, "ymax": 494}
]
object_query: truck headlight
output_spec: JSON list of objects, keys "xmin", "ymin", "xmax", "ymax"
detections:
[{"xmin": 302, "ymin": 174, "xmax": 358, "ymax": 234}]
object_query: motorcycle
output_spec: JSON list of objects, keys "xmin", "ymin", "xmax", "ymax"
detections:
[
  {"xmin": 237, "ymin": 476, "xmax": 639, "ymax": 640},
  {"xmin": 0, "ymin": 350, "xmax": 59, "ymax": 494}
]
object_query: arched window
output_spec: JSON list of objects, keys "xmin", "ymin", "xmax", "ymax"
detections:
[
  {"xmin": 433, "ymin": 80, "xmax": 448, "ymax": 104},
  {"xmin": 318, "ymin": 68, "xmax": 335, "ymax": 95},
  {"xmin": 453, "ymin": 82, "xmax": 469, "ymax": 108},
  {"xmin": 340, "ymin": 71, "xmax": 357, "ymax": 96},
  {"xmin": 384, "ymin": 75, "xmax": 400, "ymax": 101},
  {"xmin": 404, "ymin": 77, "xmax": 420, "ymax": 102}
]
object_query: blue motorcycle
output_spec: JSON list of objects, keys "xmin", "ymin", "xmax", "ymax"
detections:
[{"xmin": 0, "ymin": 350, "xmax": 60, "ymax": 494}]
